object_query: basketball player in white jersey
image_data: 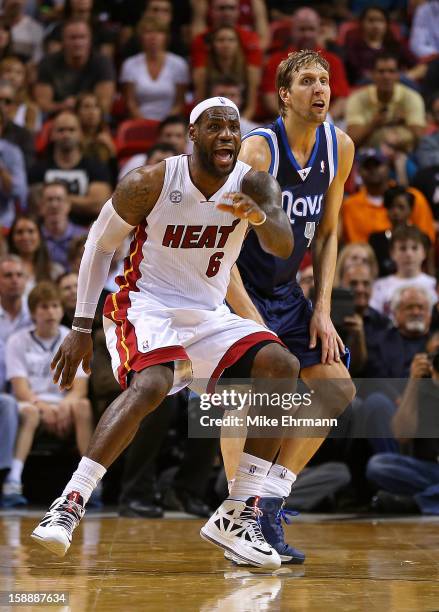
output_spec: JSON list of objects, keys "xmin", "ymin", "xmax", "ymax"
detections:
[{"xmin": 31, "ymin": 97, "xmax": 300, "ymax": 570}]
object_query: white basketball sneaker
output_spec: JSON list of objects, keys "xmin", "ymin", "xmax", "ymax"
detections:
[
  {"xmin": 200, "ymin": 496, "xmax": 281, "ymax": 570},
  {"xmin": 31, "ymin": 492, "xmax": 85, "ymax": 557}
]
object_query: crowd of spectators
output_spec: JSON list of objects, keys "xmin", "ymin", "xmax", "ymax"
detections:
[{"xmin": 0, "ymin": 0, "xmax": 439, "ymax": 517}]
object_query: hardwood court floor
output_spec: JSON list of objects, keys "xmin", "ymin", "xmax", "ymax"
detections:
[{"xmin": 1, "ymin": 512, "xmax": 439, "ymax": 612}]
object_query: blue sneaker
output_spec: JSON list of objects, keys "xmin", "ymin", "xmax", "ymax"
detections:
[
  {"xmin": 259, "ymin": 497, "xmax": 305, "ymax": 564},
  {"xmin": 2, "ymin": 481, "xmax": 28, "ymax": 508},
  {"xmin": 224, "ymin": 496, "xmax": 305, "ymax": 565}
]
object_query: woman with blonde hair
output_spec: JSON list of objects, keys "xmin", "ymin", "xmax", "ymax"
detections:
[
  {"xmin": 334, "ymin": 242, "xmax": 379, "ymax": 286},
  {"xmin": 120, "ymin": 18, "xmax": 190, "ymax": 121}
]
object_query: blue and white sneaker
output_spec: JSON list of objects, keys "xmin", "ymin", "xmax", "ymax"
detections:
[
  {"xmin": 225, "ymin": 497, "xmax": 305, "ymax": 565},
  {"xmin": 201, "ymin": 496, "xmax": 281, "ymax": 570},
  {"xmin": 2, "ymin": 481, "xmax": 28, "ymax": 508}
]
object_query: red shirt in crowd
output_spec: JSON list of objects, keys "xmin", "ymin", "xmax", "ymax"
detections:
[
  {"xmin": 261, "ymin": 46, "xmax": 350, "ymax": 99},
  {"xmin": 191, "ymin": 26, "xmax": 263, "ymax": 68}
]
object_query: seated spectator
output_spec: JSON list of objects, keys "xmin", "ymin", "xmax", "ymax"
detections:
[
  {"xmin": 57, "ymin": 271, "xmax": 78, "ymax": 327},
  {"xmin": 339, "ymin": 262, "xmax": 391, "ymax": 375},
  {"xmin": 334, "ymin": 242, "xmax": 378, "ymax": 286},
  {"xmin": 0, "ymin": 56, "xmax": 42, "ymax": 132},
  {"xmin": 0, "ymin": 393, "xmax": 18, "ymax": 503},
  {"xmin": 120, "ymin": 18, "xmax": 189, "ymax": 121},
  {"xmin": 3, "ymin": 281, "xmax": 93, "ymax": 507},
  {"xmin": 209, "ymin": 76, "xmax": 259, "ymax": 135},
  {"xmin": 39, "ymin": 181, "xmax": 86, "ymax": 270},
  {"xmin": 194, "ymin": 25, "xmax": 258, "ymax": 120},
  {"xmin": 415, "ymin": 94, "xmax": 439, "ymax": 170},
  {"xmin": 7, "ymin": 214, "xmax": 64, "ymax": 292},
  {"xmin": 34, "ymin": 18, "xmax": 116, "ymax": 115},
  {"xmin": 75, "ymin": 92, "xmax": 117, "ymax": 183},
  {"xmin": 2, "ymin": 0, "xmax": 44, "ymax": 63},
  {"xmin": 0, "ymin": 254, "xmax": 32, "ymax": 346},
  {"xmin": 0, "ymin": 106, "xmax": 27, "ymax": 229},
  {"xmin": 346, "ymin": 52, "xmax": 426, "ymax": 150},
  {"xmin": 369, "ymin": 187, "xmax": 431, "ymax": 277},
  {"xmin": 0, "ymin": 18, "xmax": 13, "ymax": 61},
  {"xmin": 370, "ymin": 226, "xmax": 437, "ymax": 316},
  {"xmin": 367, "ymin": 330, "xmax": 439, "ymax": 514},
  {"xmin": 29, "ymin": 110, "xmax": 112, "ymax": 226},
  {"xmin": 191, "ymin": 0, "xmax": 270, "ymax": 51},
  {"xmin": 118, "ymin": 142, "xmax": 177, "ymax": 181},
  {"xmin": 342, "ymin": 149, "xmax": 435, "ymax": 244},
  {"xmin": 353, "ymin": 286, "xmax": 432, "ymax": 454},
  {"xmin": 344, "ymin": 7, "xmax": 420, "ymax": 86},
  {"xmin": 0, "ymin": 78, "xmax": 34, "ymax": 171},
  {"xmin": 75, "ymin": 92, "xmax": 116, "ymax": 161},
  {"xmin": 409, "ymin": 0, "xmax": 439, "ymax": 60},
  {"xmin": 157, "ymin": 115, "xmax": 189, "ymax": 154},
  {"xmin": 261, "ymin": 7, "xmax": 349, "ymax": 121}
]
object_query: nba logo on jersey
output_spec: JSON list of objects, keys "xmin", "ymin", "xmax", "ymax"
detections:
[
  {"xmin": 249, "ymin": 465, "xmax": 257, "ymax": 475},
  {"xmin": 320, "ymin": 160, "xmax": 325, "ymax": 173},
  {"xmin": 170, "ymin": 190, "xmax": 182, "ymax": 204},
  {"xmin": 280, "ymin": 468, "xmax": 287, "ymax": 479}
]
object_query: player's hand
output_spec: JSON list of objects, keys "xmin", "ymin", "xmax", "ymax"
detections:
[
  {"xmin": 51, "ymin": 331, "xmax": 93, "ymax": 390},
  {"xmin": 409, "ymin": 353, "xmax": 431, "ymax": 379},
  {"xmin": 217, "ymin": 192, "xmax": 266, "ymax": 225},
  {"xmin": 309, "ymin": 309, "xmax": 345, "ymax": 365}
]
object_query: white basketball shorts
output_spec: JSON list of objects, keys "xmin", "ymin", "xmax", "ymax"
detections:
[{"xmin": 103, "ymin": 297, "xmax": 282, "ymax": 394}]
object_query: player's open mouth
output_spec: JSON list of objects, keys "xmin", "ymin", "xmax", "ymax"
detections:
[
  {"xmin": 312, "ymin": 101, "xmax": 325, "ymax": 109},
  {"xmin": 214, "ymin": 149, "xmax": 234, "ymax": 164}
]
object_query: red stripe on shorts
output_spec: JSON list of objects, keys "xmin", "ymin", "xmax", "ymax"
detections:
[
  {"xmin": 207, "ymin": 331, "xmax": 284, "ymax": 393},
  {"xmin": 102, "ymin": 221, "xmax": 178, "ymax": 389}
]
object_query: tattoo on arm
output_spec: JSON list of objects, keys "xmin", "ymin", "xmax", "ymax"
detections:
[
  {"xmin": 242, "ymin": 170, "xmax": 283, "ymax": 216},
  {"xmin": 112, "ymin": 163, "xmax": 165, "ymax": 226}
]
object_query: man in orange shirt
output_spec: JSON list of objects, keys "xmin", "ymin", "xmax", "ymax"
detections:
[{"xmin": 342, "ymin": 150, "xmax": 435, "ymax": 244}]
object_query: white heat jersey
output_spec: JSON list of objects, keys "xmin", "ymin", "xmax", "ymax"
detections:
[{"xmin": 116, "ymin": 154, "xmax": 252, "ymax": 311}]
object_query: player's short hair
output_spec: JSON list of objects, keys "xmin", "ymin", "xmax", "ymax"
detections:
[
  {"xmin": 28, "ymin": 281, "xmax": 62, "ymax": 313},
  {"xmin": 276, "ymin": 50, "xmax": 330, "ymax": 117}
]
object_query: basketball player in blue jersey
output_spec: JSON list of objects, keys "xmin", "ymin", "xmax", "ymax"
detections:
[{"xmin": 222, "ymin": 50, "xmax": 357, "ymax": 564}]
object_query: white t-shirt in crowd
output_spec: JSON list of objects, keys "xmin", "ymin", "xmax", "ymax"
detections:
[
  {"xmin": 6, "ymin": 325, "xmax": 87, "ymax": 403},
  {"xmin": 370, "ymin": 273, "xmax": 438, "ymax": 316},
  {"xmin": 120, "ymin": 52, "xmax": 190, "ymax": 121}
]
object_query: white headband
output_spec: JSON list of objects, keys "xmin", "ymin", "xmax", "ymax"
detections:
[{"xmin": 189, "ymin": 97, "xmax": 240, "ymax": 125}]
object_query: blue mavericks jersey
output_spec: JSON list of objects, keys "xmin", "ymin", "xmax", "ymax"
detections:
[{"xmin": 238, "ymin": 117, "xmax": 338, "ymax": 297}]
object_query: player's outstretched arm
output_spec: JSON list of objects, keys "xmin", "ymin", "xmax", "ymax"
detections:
[
  {"xmin": 310, "ymin": 130, "xmax": 355, "ymax": 364},
  {"xmin": 217, "ymin": 170, "xmax": 293, "ymax": 258},
  {"xmin": 52, "ymin": 164, "xmax": 165, "ymax": 390}
]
